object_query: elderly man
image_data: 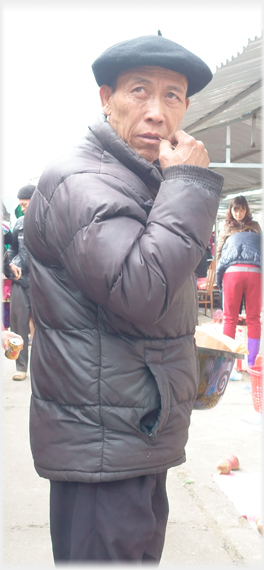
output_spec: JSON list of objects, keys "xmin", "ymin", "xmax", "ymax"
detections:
[{"xmin": 24, "ymin": 35, "xmax": 223, "ymax": 562}]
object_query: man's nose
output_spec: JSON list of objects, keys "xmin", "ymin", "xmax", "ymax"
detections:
[{"xmin": 145, "ymin": 97, "xmax": 164, "ymax": 122}]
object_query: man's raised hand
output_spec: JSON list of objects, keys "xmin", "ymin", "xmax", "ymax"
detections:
[{"xmin": 159, "ymin": 130, "xmax": 210, "ymax": 170}]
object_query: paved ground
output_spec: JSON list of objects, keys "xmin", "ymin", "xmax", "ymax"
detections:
[{"xmin": 1, "ymin": 311, "xmax": 263, "ymax": 568}]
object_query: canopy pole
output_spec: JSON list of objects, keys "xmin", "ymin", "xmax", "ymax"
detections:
[
  {"xmin": 226, "ymin": 125, "xmax": 231, "ymax": 164},
  {"xmin": 251, "ymin": 113, "xmax": 256, "ymax": 148}
]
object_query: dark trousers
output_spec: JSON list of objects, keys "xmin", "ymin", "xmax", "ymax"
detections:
[
  {"xmin": 50, "ymin": 471, "xmax": 169, "ymax": 563},
  {"xmin": 10, "ymin": 283, "xmax": 31, "ymax": 372}
]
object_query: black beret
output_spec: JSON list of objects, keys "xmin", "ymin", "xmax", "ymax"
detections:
[
  {"xmin": 92, "ymin": 35, "xmax": 213, "ymax": 97},
  {"xmin": 17, "ymin": 184, "xmax": 36, "ymax": 200}
]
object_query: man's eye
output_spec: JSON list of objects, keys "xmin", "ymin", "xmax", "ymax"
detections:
[
  {"xmin": 167, "ymin": 92, "xmax": 178, "ymax": 99},
  {"xmin": 133, "ymin": 86, "xmax": 144, "ymax": 93}
]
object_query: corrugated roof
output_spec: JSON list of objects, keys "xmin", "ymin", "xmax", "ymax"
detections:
[{"xmin": 182, "ymin": 35, "xmax": 262, "ymax": 217}]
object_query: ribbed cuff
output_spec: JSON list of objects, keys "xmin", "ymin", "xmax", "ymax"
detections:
[{"xmin": 163, "ymin": 164, "xmax": 224, "ymax": 192}]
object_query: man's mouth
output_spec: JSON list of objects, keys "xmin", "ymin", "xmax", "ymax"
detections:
[{"xmin": 138, "ymin": 133, "xmax": 162, "ymax": 144}]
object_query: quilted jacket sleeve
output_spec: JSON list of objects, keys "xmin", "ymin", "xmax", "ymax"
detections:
[
  {"xmin": 25, "ymin": 165, "xmax": 223, "ymax": 326},
  {"xmin": 104, "ymin": 166, "xmax": 222, "ymax": 324}
]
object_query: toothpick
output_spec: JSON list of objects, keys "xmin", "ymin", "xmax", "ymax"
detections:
[{"xmin": 158, "ymin": 137, "xmax": 176, "ymax": 150}]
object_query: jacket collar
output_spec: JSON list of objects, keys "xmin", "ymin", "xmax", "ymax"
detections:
[{"xmin": 87, "ymin": 116, "xmax": 164, "ymax": 194}]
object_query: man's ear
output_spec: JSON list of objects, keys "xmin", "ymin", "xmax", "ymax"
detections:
[
  {"xmin": 185, "ymin": 98, "xmax": 190, "ymax": 111},
  {"xmin": 100, "ymin": 85, "xmax": 113, "ymax": 116}
]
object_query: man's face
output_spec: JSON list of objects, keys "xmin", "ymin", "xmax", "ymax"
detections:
[
  {"xmin": 100, "ymin": 66, "xmax": 189, "ymax": 163},
  {"xmin": 19, "ymin": 199, "xmax": 30, "ymax": 214}
]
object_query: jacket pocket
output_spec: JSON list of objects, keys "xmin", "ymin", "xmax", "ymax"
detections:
[{"xmin": 142, "ymin": 349, "xmax": 171, "ymax": 445}]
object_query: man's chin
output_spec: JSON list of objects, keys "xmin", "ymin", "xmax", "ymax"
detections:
[{"xmin": 135, "ymin": 148, "xmax": 159, "ymax": 164}]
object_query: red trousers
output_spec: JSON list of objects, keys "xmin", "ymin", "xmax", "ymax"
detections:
[{"xmin": 223, "ymin": 264, "xmax": 262, "ymax": 339}]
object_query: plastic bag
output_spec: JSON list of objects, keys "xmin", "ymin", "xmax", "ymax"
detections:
[{"xmin": 195, "ymin": 325, "xmax": 248, "ymax": 354}]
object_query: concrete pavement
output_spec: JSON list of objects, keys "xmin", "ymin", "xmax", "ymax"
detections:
[{"xmin": 1, "ymin": 313, "xmax": 263, "ymax": 568}]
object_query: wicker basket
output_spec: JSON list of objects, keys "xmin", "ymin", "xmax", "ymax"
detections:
[{"xmin": 249, "ymin": 365, "xmax": 263, "ymax": 413}]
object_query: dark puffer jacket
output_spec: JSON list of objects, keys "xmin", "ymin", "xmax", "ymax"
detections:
[
  {"xmin": 216, "ymin": 231, "xmax": 262, "ymax": 290},
  {"xmin": 24, "ymin": 118, "xmax": 223, "ymax": 483}
]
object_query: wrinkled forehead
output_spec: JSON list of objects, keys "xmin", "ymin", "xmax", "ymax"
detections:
[{"xmin": 116, "ymin": 65, "xmax": 189, "ymax": 92}]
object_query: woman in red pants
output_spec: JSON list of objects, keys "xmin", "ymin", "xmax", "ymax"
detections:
[{"xmin": 216, "ymin": 196, "xmax": 262, "ymax": 368}]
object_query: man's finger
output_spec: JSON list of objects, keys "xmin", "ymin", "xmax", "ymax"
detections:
[
  {"xmin": 159, "ymin": 138, "xmax": 173, "ymax": 147},
  {"xmin": 159, "ymin": 139, "xmax": 176, "ymax": 153},
  {"xmin": 168, "ymin": 130, "xmax": 192, "ymax": 146}
]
